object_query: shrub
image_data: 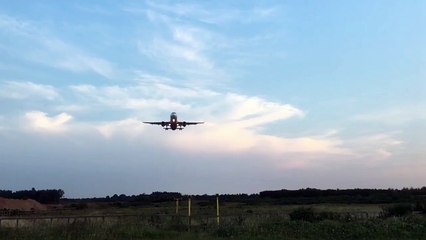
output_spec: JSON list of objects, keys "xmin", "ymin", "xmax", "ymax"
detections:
[
  {"xmin": 72, "ymin": 203, "xmax": 88, "ymax": 210},
  {"xmin": 414, "ymin": 201, "xmax": 426, "ymax": 214},
  {"xmin": 381, "ymin": 203, "xmax": 412, "ymax": 217},
  {"xmin": 289, "ymin": 207, "xmax": 315, "ymax": 222},
  {"xmin": 317, "ymin": 211, "xmax": 341, "ymax": 221}
]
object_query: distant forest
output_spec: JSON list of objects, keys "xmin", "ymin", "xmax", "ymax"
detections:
[
  {"xmin": 67, "ymin": 187, "xmax": 426, "ymax": 206},
  {"xmin": 258, "ymin": 187, "xmax": 426, "ymax": 204},
  {"xmin": 2, "ymin": 187, "xmax": 426, "ymax": 205},
  {"xmin": 0, "ymin": 188, "xmax": 64, "ymax": 204}
]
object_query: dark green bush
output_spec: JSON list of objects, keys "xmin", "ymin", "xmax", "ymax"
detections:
[
  {"xmin": 289, "ymin": 207, "xmax": 315, "ymax": 222},
  {"xmin": 414, "ymin": 201, "xmax": 426, "ymax": 214},
  {"xmin": 70, "ymin": 203, "xmax": 88, "ymax": 210},
  {"xmin": 317, "ymin": 211, "xmax": 341, "ymax": 221},
  {"xmin": 381, "ymin": 203, "xmax": 413, "ymax": 217}
]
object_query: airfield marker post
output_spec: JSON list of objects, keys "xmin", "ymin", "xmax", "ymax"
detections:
[
  {"xmin": 176, "ymin": 198, "xmax": 179, "ymax": 214},
  {"xmin": 188, "ymin": 197, "xmax": 192, "ymax": 231},
  {"xmin": 216, "ymin": 194, "xmax": 220, "ymax": 226}
]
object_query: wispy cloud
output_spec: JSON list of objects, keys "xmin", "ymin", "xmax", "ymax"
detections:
[
  {"xmin": 137, "ymin": 24, "xmax": 225, "ymax": 83},
  {"xmin": 353, "ymin": 106, "xmax": 426, "ymax": 125},
  {"xmin": 138, "ymin": 36, "xmax": 213, "ymax": 72},
  {"xmin": 70, "ymin": 83, "xmax": 192, "ymax": 112},
  {"xmin": 344, "ymin": 132, "xmax": 402, "ymax": 161},
  {"xmin": 0, "ymin": 81, "xmax": 59, "ymax": 100},
  {"xmin": 130, "ymin": 2, "xmax": 284, "ymax": 86},
  {"xmin": 0, "ymin": 115, "xmax": 4, "ymax": 130},
  {"xmin": 96, "ymin": 118, "xmax": 145, "ymax": 138},
  {"xmin": 137, "ymin": 1, "xmax": 280, "ymax": 25},
  {"xmin": 54, "ymin": 104, "xmax": 88, "ymax": 113},
  {"xmin": 0, "ymin": 14, "xmax": 115, "ymax": 79}
]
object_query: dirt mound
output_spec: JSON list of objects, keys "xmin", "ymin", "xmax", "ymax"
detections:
[{"xmin": 0, "ymin": 197, "xmax": 47, "ymax": 211}]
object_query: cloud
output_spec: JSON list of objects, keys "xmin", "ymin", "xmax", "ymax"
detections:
[
  {"xmin": 66, "ymin": 79, "xmax": 313, "ymax": 167},
  {"xmin": 133, "ymin": 4, "xmax": 236, "ymax": 84},
  {"xmin": 222, "ymin": 93, "xmax": 303, "ymax": 127},
  {"xmin": 69, "ymin": 77, "xmax": 303, "ymax": 126},
  {"xmin": 353, "ymin": 106, "xmax": 426, "ymax": 125},
  {"xmin": 24, "ymin": 111, "xmax": 73, "ymax": 133},
  {"xmin": 344, "ymin": 132, "xmax": 402, "ymax": 161},
  {"xmin": 168, "ymin": 124, "xmax": 346, "ymax": 156},
  {"xmin": 0, "ymin": 115, "xmax": 4, "ymax": 130},
  {"xmin": 96, "ymin": 118, "xmax": 145, "ymax": 138},
  {"xmin": 0, "ymin": 14, "xmax": 114, "ymax": 79},
  {"xmin": 33, "ymin": 36, "xmax": 115, "ymax": 79},
  {"xmin": 132, "ymin": 2, "xmax": 285, "ymax": 87},
  {"xmin": 70, "ymin": 83, "xmax": 192, "ymax": 112},
  {"xmin": 0, "ymin": 81, "xmax": 59, "ymax": 100},
  {"xmin": 0, "ymin": 14, "xmax": 34, "ymax": 35},
  {"xmin": 54, "ymin": 104, "xmax": 87, "ymax": 113},
  {"xmin": 1, "ymin": 81, "xmax": 411, "ymax": 195},
  {"xmin": 63, "ymin": 79, "xmax": 400, "ymax": 170},
  {"xmin": 66, "ymin": 78, "xmax": 353, "ymax": 169},
  {"xmin": 136, "ymin": 1, "xmax": 280, "ymax": 25},
  {"xmin": 137, "ymin": 29, "xmax": 222, "ymax": 82}
]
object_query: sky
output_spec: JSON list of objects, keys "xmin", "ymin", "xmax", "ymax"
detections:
[{"xmin": 0, "ymin": 1, "xmax": 425, "ymax": 198}]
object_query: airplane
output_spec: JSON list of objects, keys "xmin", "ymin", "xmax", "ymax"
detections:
[{"xmin": 143, "ymin": 112, "xmax": 204, "ymax": 130}]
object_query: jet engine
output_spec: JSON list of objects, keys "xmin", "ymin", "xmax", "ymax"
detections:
[
  {"xmin": 161, "ymin": 121, "xmax": 165, "ymax": 127},
  {"xmin": 182, "ymin": 121, "xmax": 187, "ymax": 127}
]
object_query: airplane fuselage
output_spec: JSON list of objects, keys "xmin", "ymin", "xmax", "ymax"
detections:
[{"xmin": 169, "ymin": 112, "xmax": 178, "ymax": 130}]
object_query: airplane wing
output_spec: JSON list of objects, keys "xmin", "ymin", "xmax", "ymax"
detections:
[
  {"xmin": 143, "ymin": 121, "xmax": 170, "ymax": 126},
  {"xmin": 178, "ymin": 121, "xmax": 204, "ymax": 126}
]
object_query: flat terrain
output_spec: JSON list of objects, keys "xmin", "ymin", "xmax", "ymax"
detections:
[{"xmin": 1, "ymin": 201, "xmax": 425, "ymax": 239}]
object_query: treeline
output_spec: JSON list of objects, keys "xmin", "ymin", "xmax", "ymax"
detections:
[
  {"xmin": 3, "ymin": 187, "xmax": 426, "ymax": 205},
  {"xmin": 0, "ymin": 188, "xmax": 64, "ymax": 204},
  {"xmin": 65, "ymin": 187, "xmax": 426, "ymax": 205},
  {"xmin": 108, "ymin": 191, "xmax": 182, "ymax": 203},
  {"xmin": 63, "ymin": 191, "xmax": 184, "ymax": 205},
  {"xmin": 258, "ymin": 187, "xmax": 426, "ymax": 204},
  {"xmin": 64, "ymin": 192, "xmax": 256, "ymax": 207}
]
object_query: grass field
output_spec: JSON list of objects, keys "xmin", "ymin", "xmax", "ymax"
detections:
[
  {"xmin": 1, "ymin": 202, "xmax": 425, "ymax": 239},
  {"xmin": 1, "ymin": 215, "xmax": 426, "ymax": 239}
]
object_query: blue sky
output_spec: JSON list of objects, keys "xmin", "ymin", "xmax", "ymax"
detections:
[{"xmin": 0, "ymin": 1, "xmax": 425, "ymax": 198}]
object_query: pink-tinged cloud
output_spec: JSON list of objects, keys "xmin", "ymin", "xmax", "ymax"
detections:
[{"xmin": 24, "ymin": 111, "xmax": 72, "ymax": 133}]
